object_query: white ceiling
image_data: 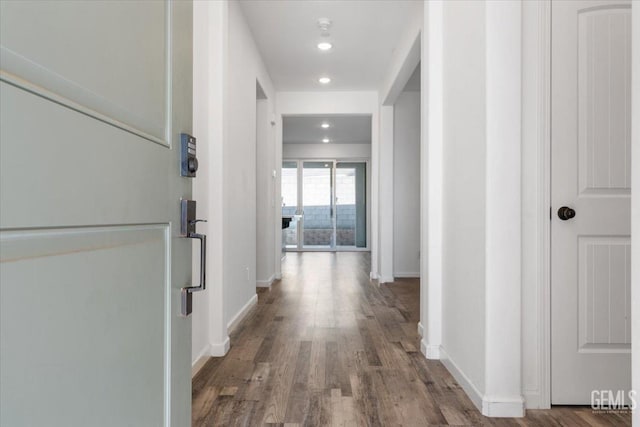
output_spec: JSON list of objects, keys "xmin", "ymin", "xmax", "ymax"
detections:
[
  {"xmin": 238, "ymin": 1, "xmax": 420, "ymax": 91},
  {"xmin": 283, "ymin": 115, "xmax": 372, "ymax": 144}
]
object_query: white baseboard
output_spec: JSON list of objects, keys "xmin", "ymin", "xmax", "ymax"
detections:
[
  {"xmin": 227, "ymin": 294, "xmax": 258, "ymax": 335},
  {"xmin": 523, "ymin": 391, "xmax": 548, "ymax": 410},
  {"xmin": 439, "ymin": 347, "xmax": 484, "ymax": 412},
  {"xmin": 482, "ymin": 396, "xmax": 525, "ymax": 418},
  {"xmin": 393, "ymin": 272, "xmax": 420, "ymax": 278},
  {"xmin": 191, "ymin": 356, "xmax": 209, "ymax": 378},
  {"xmin": 274, "ymin": 272, "xmax": 282, "ymax": 280},
  {"xmin": 421, "ymin": 339, "xmax": 441, "ymax": 360},
  {"xmin": 256, "ymin": 274, "xmax": 275, "ymax": 288},
  {"xmin": 191, "ymin": 336, "xmax": 230, "ymax": 377},
  {"xmin": 191, "ymin": 344, "xmax": 213, "ymax": 377},
  {"xmin": 378, "ymin": 275, "xmax": 394, "ymax": 284},
  {"xmin": 369, "ymin": 271, "xmax": 378, "ymax": 280},
  {"xmin": 438, "ymin": 347, "xmax": 525, "ymax": 418},
  {"xmin": 210, "ymin": 337, "xmax": 230, "ymax": 356},
  {"xmin": 417, "ymin": 322, "xmax": 424, "ymax": 337}
]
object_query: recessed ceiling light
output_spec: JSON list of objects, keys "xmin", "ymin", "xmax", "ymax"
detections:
[
  {"xmin": 317, "ymin": 42, "xmax": 333, "ymax": 51},
  {"xmin": 321, "ymin": 122, "xmax": 330, "ymax": 129},
  {"xmin": 322, "ymin": 138, "xmax": 330, "ymax": 143},
  {"xmin": 318, "ymin": 76, "xmax": 331, "ymax": 84}
]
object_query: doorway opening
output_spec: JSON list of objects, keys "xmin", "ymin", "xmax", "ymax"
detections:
[{"xmin": 281, "ymin": 114, "xmax": 372, "ymax": 253}]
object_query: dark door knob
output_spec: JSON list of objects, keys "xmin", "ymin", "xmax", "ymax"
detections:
[{"xmin": 557, "ymin": 206, "xmax": 576, "ymax": 221}]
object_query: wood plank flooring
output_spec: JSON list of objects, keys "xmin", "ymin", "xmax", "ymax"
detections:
[{"xmin": 192, "ymin": 252, "xmax": 631, "ymax": 426}]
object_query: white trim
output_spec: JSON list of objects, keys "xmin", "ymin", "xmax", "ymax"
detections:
[
  {"xmin": 210, "ymin": 337, "xmax": 231, "ymax": 357},
  {"xmin": 439, "ymin": 347, "xmax": 484, "ymax": 411},
  {"xmin": 424, "ymin": 0, "xmax": 443, "ymax": 363},
  {"xmin": 274, "ymin": 272, "xmax": 282, "ymax": 280},
  {"xmin": 379, "ymin": 106, "xmax": 394, "ymax": 281},
  {"xmin": 484, "ymin": 0, "xmax": 523, "ymax": 413},
  {"xmin": 191, "ymin": 334, "xmax": 231, "ymax": 376},
  {"xmin": 417, "ymin": 322, "xmax": 424, "ymax": 337},
  {"xmin": 440, "ymin": 347, "xmax": 524, "ymax": 417},
  {"xmin": 521, "ymin": 0, "xmax": 551, "ymax": 409},
  {"xmin": 538, "ymin": 1, "xmax": 552, "ymax": 410},
  {"xmin": 422, "ymin": 341, "xmax": 441, "ymax": 360},
  {"xmin": 377, "ymin": 275, "xmax": 394, "ymax": 284},
  {"xmin": 631, "ymin": 3, "xmax": 640, "ymax": 426},
  {"xmin": 227, "ymin": 294, "xmax": 258, "ymax": 334},
  {"xmin": 524, "ymin": 0, "xmax": 551, "ymax": 410},
  {"xmin": 191, "ymin": 346, "xmax": 211, "ymax": 378},
  {"xmin": 393, "ymin": 272, "xmax": 420, "ymax": 279},
  {"xmin": 369, "ymin": 271, "xmax": 378, "ymax": 280},
  {"xmin": 523, "ymin": 391, "xmax": 543, "ymax": 411},
  {"xmin": 482, "ymin": 396, "xmax": 525, "ymax": 418},
  {"xmin": 256, "ymin": 274, "xmax": 275, "ymax": 288}
]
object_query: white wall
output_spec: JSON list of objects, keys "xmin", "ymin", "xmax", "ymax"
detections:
[
  {"xmin": 414, "ymin": 2, "xmax": 525, "ymax": 417},
  {"xmin": 378, "ymin": 4, "xmax": 423, "ymax": 285},
  {"xmin": 192, "ymin": 0, "xmax": 227, "ymax": 364},
  {"xmin": 192, "ymin": 0, "xmax": 276, "ymax": 366},
  {"xmin": 484, "ymin": 0, "xmax": 522, "ymax": 415},
  {"xmin": 435, "ymin": 1, "xmax": 524, "ymax": 417},
  {"xmin": 440, "ymin": 0, "xmax": 487, "ymax": 402},
  {"xmin": 256, "ymin": 98, "xmax": 276, "ymax": 286},
  {"xmin": 223, "ymin": 0, "xmax": 275, "ymax": 330},
  {"xmin": 276, "ymin": 92, "xmax": 379, "ymax": 278},
  {"xmin": 283, "ymin": 143, "xmax": 370, "ymax": 159},
  {"xmin": 423, "ymin": 0, "xmax": 443, "ymax": 361},
  {"xmin": 393, "ymin": 91, "xmax": 420, "ymax": 277}
]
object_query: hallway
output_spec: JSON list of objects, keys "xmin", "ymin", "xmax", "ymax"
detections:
[{"xmin": 191, "ymin": 253, "xmax": 631, "ymax": 426}]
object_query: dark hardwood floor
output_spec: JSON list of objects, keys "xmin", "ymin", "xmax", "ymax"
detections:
[{"xmin": 192, "ymin": 252, "xmax": 631, "ymax": 426}]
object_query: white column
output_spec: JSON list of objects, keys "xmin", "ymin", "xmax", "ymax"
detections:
[
  {"xmin": 422, "ymin": 0, "xmax": 444, "ymax": 360},
  {"xmin": 370, "ymin": 106, "xmax": 380, "ymax": 280},
  {"xmin": 192, "ymin": 0, "xmax": 229, "ymax": 358},
  {"xmin": 378, "ymin": 105, "xmax": 395, "ymax": 283},
  {"xmin": 483, "ymin": 0, "xmax": 524, "ymax": 417}
]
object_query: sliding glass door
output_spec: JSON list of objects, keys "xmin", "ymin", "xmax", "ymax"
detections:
[
  {"xmin": 281, "ymin": 161, "xmax": 299, "ymax": 250},
  {"xmin": 282, "ymin": 159, "xmax": 367, "ymax": 251},
  {"xmin": 336, "ymin": 162, "xmax": 367, "ymax": 248},
  {"xmin": 302, "ymin": 161, "xmax": 334, "ymax": 249}
]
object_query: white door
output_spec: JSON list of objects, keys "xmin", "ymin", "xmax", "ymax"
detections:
[
  {"xmin": 0, "ymin": 1, "xmax": 194, "ymax": 425},
  {"xmin": 551, "ymin": 0, "xmax": 632, "ymax": 404}
]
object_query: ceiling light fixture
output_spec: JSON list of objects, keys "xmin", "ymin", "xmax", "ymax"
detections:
[
  {"xmin": 317, "ymin": 42, "xmax": 333, "ymax": 51},
  {"xmin": 318, "ymin": 76, "xmax": 331, "ymax": 84},
  {"xmin": 322, "ymin": 138, "xmax": 330, "ymax": 143},
  {"xmin": 321, "ymin": 122, "xmax": 330, "ymax": 129}
]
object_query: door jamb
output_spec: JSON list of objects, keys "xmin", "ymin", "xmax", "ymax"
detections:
[
  {"xmin": 538, "ymin": 0, "xmax": 552, "ymax": 409},
  {"xmin": 523, "ymin": 0, "xmax": 552, "ymax": 409}
]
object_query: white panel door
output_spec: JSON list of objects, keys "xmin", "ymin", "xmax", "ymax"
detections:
[
  {"xmin": 0, "ymin": 1, "xmax": 193, "ymax": 425},
  {"xmin": 551, "ymin": 0, "xmax": 632, "ymax": 404}
]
